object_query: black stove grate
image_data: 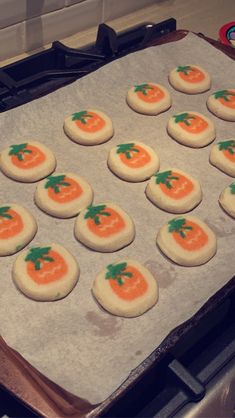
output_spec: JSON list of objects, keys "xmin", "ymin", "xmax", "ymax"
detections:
[{"xmin": 0, "ymin": 19, "xmax": 176, "ymax": 112}]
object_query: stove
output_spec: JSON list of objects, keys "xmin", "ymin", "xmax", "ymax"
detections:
[{"xmin": 0, "ymin": 20, "xmax": 234, "ymax": 418}]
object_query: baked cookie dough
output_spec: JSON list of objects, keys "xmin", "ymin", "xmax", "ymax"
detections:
[
  {"xmin": 167, "ymin": 111, "xmax": 216, "ymax": 148},
  {"xmin": 209, "ymin": 139, "xmax": 235, "ymax": 176},
  {"xmin": 219, "ymin": 182, "xmax": 235, "ymax": 218},
  {"xmin": 157, "ymin": 215, "xmax": 217, "ymax": 266},
  {"xmin": 64, "ymin": 109, "xmax": 114, "ymax": 145},
  {"xmin": 0, "ymin": 141, "xmax": 56, "ymax": 182},
  {"xmin": 12, "ymin": 243, "xmax": 79, "ymax": 301},
  {"xmin": 0, "ymin": 204, "xmax": 37, "ymax": 256},
  {"xmin": 107, "ymin": 142, "xmax": 160, "ymax": 182},
  {"xmin": 146, "ymin": 168, "xmax": 202, "ymax": 213},
  {"xmin": 35, "ymin": 172, "xmax": 93, "ymax": 218},
  {"xmin": 92, "ymin": 259, "xmax": 158, "ymax": 317},
  {"xmin": 207, "ymin": 89, "xmax": 235, "ymax": 121},
  {"xmin": 74, "ymin": 202, "xmax": 135, "ymax": 252},
  {"xmin": 126, "ymin": 82, "xmax": 171, "ymax": 115},
  {"xmin": 169, "ymin": 65, "xmax": 211, "ymax": 94}
]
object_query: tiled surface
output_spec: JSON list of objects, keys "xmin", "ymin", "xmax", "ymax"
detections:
[
  {"xmin": 24, "ymin": 0, "xmax": 103, "ymax": 52},
  {"xmin": 0, "ymin": 21, "xmax": 25, "ymax": 60},
  {"xmin": 0, "ymin": 0, "xmax": 65, "ymax": 29},
  {"xmin": 102, "ymin": 0, "xmax": 156, "ymax": 22}
]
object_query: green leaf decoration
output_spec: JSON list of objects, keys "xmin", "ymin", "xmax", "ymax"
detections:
[
  {"xmin": 71, "ymin": 111, "xmax": 93, "ymax": 124},
  {"xmin": 105, "ymin": 262, "xmax": 132, "ymax": 286},
  {"xmin": 168, "ymin": 218, "xmax": 193, "ymax": 238},
  {"xmin": 45, "ymin": 175, "xmax": 71, "ymax": 193},
  {"xmin": 218, "ymin": 140, "xmax": 235, "ymax": 155},
  {"xmin": 176, "ymin": 65, "xmax": 193, "ymax": 75},
  {"xmin": 154, "ymin": 170, "xmax": 179, "ymax": 189},
  {"xmin": 25, "ymin": 246, "xmax": 53, "ymax": 270},
  {"xmin": 84, "ymin": 204, "xmax": 111, "ymax": 225},
  {"xmin": 0, "ymin": 206, "xmax": 12, "ymax": 220},
  {"xmin": 214, "ymin": 90, "xmax": 235, "ymax": 101},
  {"xmin": 134, "ymin": 83, "xmax": 153, "ymax": 96},
  {"xmin": 229, "ymin": 182, "xmax": 235, "ymax": 194},
  {"xmin": 116, "ymin": 143, "xmax": 139, "ymax": 159},
  {"xmin": 9, "ymin": 143, "xmax": 32, "ymax": 161},
  {"xmin": 173, "ymin": 113, "xmax": 196, "ymax": 126}
]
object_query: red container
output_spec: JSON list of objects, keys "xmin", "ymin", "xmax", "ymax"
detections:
[{"xmin": 219, "ymin": 21, "xmax": 235, "ymax": 47}]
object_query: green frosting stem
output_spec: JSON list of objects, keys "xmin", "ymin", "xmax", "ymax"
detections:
[{"xmin": 105, "ymin": 262, "xmax": 132, "ymax": 286}]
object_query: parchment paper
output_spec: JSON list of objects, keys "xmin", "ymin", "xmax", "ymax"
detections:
[{"xmin": 0, "ymin": 33, "xmax": 235, "ymax": 404}]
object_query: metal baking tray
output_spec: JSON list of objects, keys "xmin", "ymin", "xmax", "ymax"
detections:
[{"xmin": 0, "ymin": 25, "xmax": 234, "ymax": 417}]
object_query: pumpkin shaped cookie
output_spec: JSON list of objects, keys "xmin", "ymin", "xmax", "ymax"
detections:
[
  {"xmin": 74, "ymin": 202, "xmax": 135, "ymax": 252},
  {"xmin": 219, "ymin": 182, "xmax": 235, "ymax": 218},
  {"xmin": 0, "ymin": 204, "xmax": 37, "ymax": 256},
  {"xmin": 169, "ymin": 65, "xmax": 211, "ymax": 94},
  {"xmin": 146, "ymin": 168, "xmax": 202, "ymax": 213},
  {"xmin": 167, "ymin": 111, "xmax": 216, "ymax": 148},
  {"xmin": 210, "ymin": 139, "xmax": 235, "ymax": 177},
  {"xmin": 108, "ymin": 142, "xmax": 160, "ymax": 182},
  {"xmin": 0, "ymin": 141, "xmax": 56, "ymax": 182},
  {"xmin": 35, "ymin": 172, "xmax": 93, "ymax": 218},
  {"xmin": 157, "ymin": 216, "xmax": 217, "ymax": 266},
  {"xmin": 64, "ymin": 109, "xmax": 114, "ymax": 145},
  {"xmin": 207, "ymin": 89, "xmax": 235, "ymax": 121},
  {"xmin": 92, "ymin": 259, "xmax": 158, "ymax": 317},
  {"xmin": 126, "ymin": 82, "xmax": 171, "ymax": 115},
  {"xmin": 12, "ymin": 243, "xmax": 79, "ymax": 301}
]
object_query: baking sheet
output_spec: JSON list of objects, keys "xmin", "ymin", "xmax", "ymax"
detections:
[{"xmin": 0, "ymin": 32, "xmax": 235, "ymax": 404}]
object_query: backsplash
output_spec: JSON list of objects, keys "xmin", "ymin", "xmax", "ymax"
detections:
[{"xmin": 0, "ymin": 0, "xmax": 156, "ymax": 61}]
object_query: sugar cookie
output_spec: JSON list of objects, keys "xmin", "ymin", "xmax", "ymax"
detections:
[
  {"xmin": 207, "ymin": 89, "xmax": 235, "ymax": 121},
  {"xmin": 35, "ymin": 172, "xmax": 93, "ymax": 218},
  {"xmin": 74, "ymin": 202, "xmax": 135, "ymax": 252},
  {"xmin": 12, "ymin": 243, "xmax": 79, "ymax": 301},
  {"xmin": 64, "ymin": 109, "xmax": 114, "ymax": 145},
  {"xmin": 146, "ymin": 169, "xmax": 202, "ymax": 213},
  {"xmin": 126, "ymin": 83, "xmax": 171, "ymax": 115},
  {"xmin": 167, "ymin": 111, "xmax": 216, "ymax": 148},
  {"xmin": 169, "ymin": 65, "xmax": 211, "ymax": 94},
  {"xmin": 219, "ymin": 182, "xmax": 235, "ymax": 218},
  {"xmin": 157, "ymin": 216, "xmax": 217, "ymax": 266},
  {"xmin": 92, "ymin": 259, "xmax": 158, "ymax": 317},
  {"xmin": 107, "ymin": 142, "xmax": 160, "ymax": 182},
  {"xmin": 0, "ymin": 204, "xmax": 37, "ymax": 256},
  {"xmin": 0, "ymin": 141, "xmax": 56, "ymax": 182},
  {"xmin": 209, "ymin": 139, "xmax": 235, "ymax": 176}
]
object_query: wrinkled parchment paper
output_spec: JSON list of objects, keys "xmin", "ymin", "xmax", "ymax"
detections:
[{"xmin": 0, "ymin": 33, "xmax": 235, "ymax": 403}]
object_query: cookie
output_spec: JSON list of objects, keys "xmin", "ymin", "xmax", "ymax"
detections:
[
  {"xmin": 219, "ymin": 182, "xmax": 235, "ymax": 218},
  {"xmin": 107, "ymin": 142, "xmax": 160, "ymax": 182},
  {"xmin": 157, "ymin": 216, "xmax": 217, "ymax": 266},
  {"xmin": 169, "ymin": 65, "xmax": 211, "ymax": 94},
  {"xmin": 0, "ymin": 141, "xmax": 56, "ymax": 182},
  {"xmin": 0, "ymin": 204, "xmax": 37, "ymax": 256},
  {"xmin": 35, "ymin": 172, "xmax": 93, "ymax": 218},
  {"xmin": 209, "ymin": 139, "xmax": 235, "ymax": 176},
  {"xmin": 146, "ymin": 168, "xmax": 202, "ymax": 213},
  {"xmin": 167, "ymin": 111, "xmax": 216, "ymax": 148},
  {"xmin": 64, "ymin": 109, "xmax": 114, "ymax": 145},
  {"xmin": 74, "ymin": 202, "xmax": 135, "ymax": 252},
  {"xmin": 12, "ymin": 243, "xmax": 79, "ymax": 301},
  {"xmin": 207, "ymin": 89, "xmax": 235, "ymax": 121},
  {"xmin": 126, "ymin": 83, "xmax": 171, "ymax": 115},
  {"xmin": 92, "ymin": 259, "xmax": 158, "ymax": 317}
]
